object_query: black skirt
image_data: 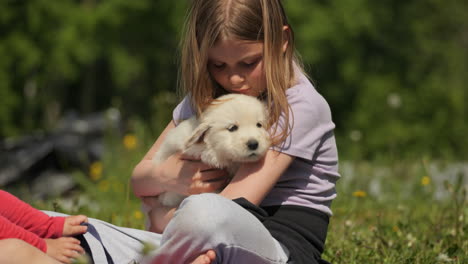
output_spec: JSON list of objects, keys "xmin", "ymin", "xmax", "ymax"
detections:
[{"xmin": 233, "ymin": 198, "xmax": 331, "ymax": 264}]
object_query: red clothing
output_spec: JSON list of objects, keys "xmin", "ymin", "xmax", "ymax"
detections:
[{"xmin": 0, "ymin": 190, "xmax": 65, "ymax": 252}]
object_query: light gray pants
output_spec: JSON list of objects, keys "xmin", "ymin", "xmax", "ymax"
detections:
[
  {"xmin": 44, "ymin": 210, "xmax": 162, "ymax": 264},
  {"xmin": 46, "ymin": 193, "xmax": 289, "ymax": 264},
  {"xmin": 149, "ymin": 193, "xmax": 289, "ymax": 264}
]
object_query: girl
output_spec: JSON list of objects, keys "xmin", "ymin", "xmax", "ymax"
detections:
[
  {"xmin": 0, "ymin": 190, "xmax": 88, "ymax": 264},
  {"xmin": 131, "ymin": 0, "xmax": 340, "ymax": 263}
]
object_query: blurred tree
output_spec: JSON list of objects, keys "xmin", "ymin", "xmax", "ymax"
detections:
[
  {"xmin": 0, "ymin": 0, "xmax": 186, "ymax": 136},
  {"xmin": 0, "ymin": 0, "xmax": 466, "ymax": 160},
  {"xmin": 285, "ymin": 0, "xmax": 468, "ymax": 159}
]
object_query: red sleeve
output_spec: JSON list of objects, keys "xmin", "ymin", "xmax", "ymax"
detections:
[
  {"xmin": 0, "ymin": 214, "xmax": 47, "ymax": 252},
  {"xmin": 0, "ymin": 190, "xmax": 65, "ymax": 238}
]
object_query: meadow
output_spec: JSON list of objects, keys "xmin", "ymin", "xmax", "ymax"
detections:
[
  {"xmin": 9, "ymin": 127, "xmax": 467, "ymax": 264},
  {"xmin": 2, "ymin": 1, "xmax": 467, "ymax": 263}
]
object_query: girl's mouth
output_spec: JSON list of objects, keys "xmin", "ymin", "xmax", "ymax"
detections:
[{"xmin": 231, "ymin": 87, "xmax": 251, "ymax": 94}]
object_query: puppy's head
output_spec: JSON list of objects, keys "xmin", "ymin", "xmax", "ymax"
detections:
[{"xmin": 185, "ymin": 94, "xmax": 270, "ymax": 166}]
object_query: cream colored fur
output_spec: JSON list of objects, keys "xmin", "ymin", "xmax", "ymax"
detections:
[{"xmin": 153, "ymin": 93, "xmax": 270, "ymax": 207}]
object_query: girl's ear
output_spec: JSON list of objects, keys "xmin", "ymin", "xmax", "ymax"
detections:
[
  {"xmin": 185, "ymin": 123, "xmax": 211, "ymax": 148},
  {"xmin": 282, "ymin": 25, "xmax": 290, "ymax": 53}
]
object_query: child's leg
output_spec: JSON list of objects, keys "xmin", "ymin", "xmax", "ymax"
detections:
[
  {"xmin": 44, "ymin": 210, "xmax": 163, "ymax": 263},
  {"xmin": 0, "ymin": 239, "xmax": 60, "ymax": 264},
  {"xmin": 152, "ymin": 193, "xmax": 289, "ymax": 264}
]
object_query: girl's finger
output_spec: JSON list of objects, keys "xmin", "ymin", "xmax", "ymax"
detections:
[
  {"xmin": 58, "ymin": 255, "xmax": 71, "ymax": 264},
  {"xmin": 69, "ymin": 225, "xmax": 87, "ymax": 235},
  {"xmin": 188, "ymin": 179, "xmax": 228, "ymax": 194},
  {"xmin": 193, "ymin": 170, "xmax": 228, "ymax": 182},
  {"xmin": 65, "ymin": 237, "xmax": 81, "ymax": 244},
  {"xmin": 63, "ymin": 249, "xmax": 80, "ymax": 258},
  {"xmin": 69, "ymin": 244, "xmax": 85, "ymax": 254},
  {"xmin": 180, "ymin": 154, "xmax": 201, "ymax": 161}
]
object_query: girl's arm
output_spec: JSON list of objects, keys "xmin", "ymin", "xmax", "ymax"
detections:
[
  {"xmin": 0, "ymin": 190, "xmax": 64, "ymax": 238},
  {"xmin": 131, "ymin": 121, "xmax": 177, "ymax": 197},
  {"xmin": 131, "ymin": 121, "xmax": 229, "ymax": 197},
  {"xmin": 0, "ymin": 214, "xmax": 48, "ymax": 252},
  {"xmin": 220, "ymin": 150, "xmax": 294, "ymax": 205}
]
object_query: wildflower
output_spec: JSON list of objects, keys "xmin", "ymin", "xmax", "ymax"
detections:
[
  {"xmin": 141, "ymin": 241, "xmax": 158, "ymax": 256},
  {"xmin": 421, "ymin": 176, "xmax": 431, "ymax": 186},
  {"xmin": 134, "ymin": 210, "xmax": 143, "ymax": 220},
  {"xmin": 89, "ymin": 161, "xmax": 103, "ymax": 181},
  {"xmin": 72, "ymin": 254, "xmax": 91, "ymax": 264},
  {"xmin": 406, "ymin": 233, "xmax": 417, "ymax": 247},
  {"xmin": 387, "ymin": 93, "xmax": 402, "ymax": 109},
  {"xmin": 98, "ymin": 180, "xmax": 110, "ymax": 192},
  {"xmin": 349, "ymin": 130, "xmax": 362, "ymax": 142},
  {"xmin": 352, "ymin": 190, "xmax": 367, "ymax": 198},
  {"xmin": 112, "ymin": 182, "xmax": 124, "ymax": 193},
  {"xmin": 436, "ymin": 253, "xmax": 453, "ymax": 262},
  {"xmin": 392, "ymin": 226, "xmax": 399, "ymax": 232},
  {"xmin": 123, "ymin": 134, "xmax": 137, "ymax": 150}
]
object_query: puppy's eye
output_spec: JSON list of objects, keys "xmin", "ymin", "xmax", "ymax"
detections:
[
  {"xmin": 227, "ymin": 125, "xmax": 238, "ymax": 132},
  {"xmin": 256, "ymin": 123, "xmax": 262, "ymax": 128}
]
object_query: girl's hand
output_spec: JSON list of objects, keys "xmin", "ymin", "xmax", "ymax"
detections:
[
  {"xmin": 45, "ymin": 237, "xmax": 85, "ymax": 264},
  {"xmin": 160, "ymin": 152, "xmax": 229, "ymax": 196},
  {"xmin": 142, "ymin": 196, "xmax": 175, "ymax": 233},
  {"xmin": 62, "ymin": 215, "xmax": 88, "ymax": 237}
]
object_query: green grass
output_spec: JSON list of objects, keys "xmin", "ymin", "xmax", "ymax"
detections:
[
  {"xmin": 325, "ymin": 161, "xmax": 467, "ymax": 264},
  {"xmin": 9, "ymin": 128, "xmax": 468, "ymax": 263}
]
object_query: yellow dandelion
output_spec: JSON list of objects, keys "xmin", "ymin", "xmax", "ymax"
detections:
[
  {"xmin": 421, "ymin": 176, "xmax": 431, "ymax": 186},
  {"xmin": 112, "ymin": 182, "xmax": 124, "ymax": 193},
  {"xmin": 352, "ymin": 190, "xmax": 367, "ymax": 198},
  {"xmin": 123, "ymin": 134, "xmax": 137, "ymax": 150},
  {"xmin": 89, "ymin": 161, "xmax": 103, "ymax": 181},
  {"xmin": 98, "ymin": 180, "xmax": 110, "ymax": 192},
  {"xmin": 392, "ymin": 226, "xmax": 400, "ymax": 232},
  {"xmin": 134, "ymin": 210, "xmax": 143, "ymax": 220}
]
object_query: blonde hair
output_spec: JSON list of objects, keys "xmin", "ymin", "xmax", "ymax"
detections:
[{"xmin": 178, "ymin": 0, "xmax": 306, "ymax": 145}]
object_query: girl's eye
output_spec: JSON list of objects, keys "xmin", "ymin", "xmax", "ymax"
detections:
[
  {"xmin": 241, "ymin": 57, "xmax": 261, "ymax": 68},
  {"xmin": 213, "ymin": 63, "xmax": 225, "ymax": 69},
  {"xmin": 242, "ymin": 60, "xmax": 258, "ymax": 67},
  {"xmin": 227, "ymin": 125, "xmax": 238, "ymax": 132},
  {"xmin": 256, "ymin": 123, "xmax": 262, "ymax": 128}
]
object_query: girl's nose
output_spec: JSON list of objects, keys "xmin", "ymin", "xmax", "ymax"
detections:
[{"xmin": 229, "ymin": 73, "xmax": 244, "ymax": 85}]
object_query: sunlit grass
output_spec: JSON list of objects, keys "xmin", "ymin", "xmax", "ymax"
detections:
[{"xmin": 13, "ymin": 125, "xmax": 467, "ymax": 263}]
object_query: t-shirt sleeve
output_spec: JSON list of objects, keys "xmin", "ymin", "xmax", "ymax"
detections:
[
  {"xmin": 0, "ymin": 190, "xmax": 65, "ymax": 238},
  {"xmin": 272, "ymin": 85, "xmax": 336, "ymax": 161},
  {"xmin": 0, "ymin": 214, "xmax": 48, "ymax": 252},
  {"xmin": 172, "ymin": 95, "xmax": 196, "ymax": 125}
]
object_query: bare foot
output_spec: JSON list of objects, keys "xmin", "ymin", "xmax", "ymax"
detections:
[{"xmin": 190, "ymin": 250, "xmax": 216, "ymax": 264}]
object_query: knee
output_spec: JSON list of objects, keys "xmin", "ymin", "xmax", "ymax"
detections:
[
  {"xmin": 0, "ymin": 239, "xmax": 34, "ymax": 260},
  {"xmin": 0, "ymin": 239, "xmax": 29, "ymax": 251},
  {"xmin": 169, "ymin": 193, "xmax": 234, "ymax": 235}
]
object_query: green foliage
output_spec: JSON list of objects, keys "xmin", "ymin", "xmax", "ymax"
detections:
[
  {"xmin": 0, "ymin": 0, "xmax": 185, "ymax": 136},
  {"xmin": 285, "ymin": 0, "xmax": 468, "ymax": 160},
  {"xmin": 0, "ymin": 0, "xmax": 467, "ymax": 160}
]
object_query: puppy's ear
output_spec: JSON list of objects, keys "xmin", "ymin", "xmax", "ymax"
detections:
[{"xmin": 185, "ymin": 123, "xmax": 211, "ymax": 148}]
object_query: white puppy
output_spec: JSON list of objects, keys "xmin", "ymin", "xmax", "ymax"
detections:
[{"xmin": 153, "ymin": 93, "xmax": 271, "ymax": 207}]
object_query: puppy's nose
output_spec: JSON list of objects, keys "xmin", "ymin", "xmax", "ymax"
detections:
[{"xmin": 247, "ymin": 139, "xmax": 258, "ymax": 150}]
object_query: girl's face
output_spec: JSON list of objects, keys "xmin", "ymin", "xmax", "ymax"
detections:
[{"xmin": 208, "ymin": 39, "xmax": 266, "ymax": 97}]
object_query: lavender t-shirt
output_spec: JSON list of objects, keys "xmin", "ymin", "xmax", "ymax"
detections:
[{"xmin": 172, "ymin": 72, "xmax": 340, "ymax": 215}]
